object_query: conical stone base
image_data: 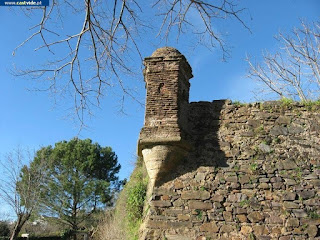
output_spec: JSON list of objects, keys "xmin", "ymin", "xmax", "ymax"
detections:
[{"xmin": 141, "ymin": 144, "xmax": 187, "ymax": 187}]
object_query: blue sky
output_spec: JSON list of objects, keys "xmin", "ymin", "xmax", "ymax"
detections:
[{"xmin": 0, "ymin": 0, "xmax": 319, "ymax": 218}]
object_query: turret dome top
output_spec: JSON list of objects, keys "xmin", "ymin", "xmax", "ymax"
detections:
[{"xmin": 151, "ymin": 47, "xmax": 182, "ymax": 57}]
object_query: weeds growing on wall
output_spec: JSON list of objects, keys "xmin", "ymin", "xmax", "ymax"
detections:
[
  {"xmin": 125, "ymin": 158, "xmax": 148, "ymax": 239},
  {"xmin": 94, "ymin": 158, "xmax": 148, "ymax": 240}
]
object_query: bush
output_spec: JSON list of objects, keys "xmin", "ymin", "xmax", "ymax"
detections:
[
  {"xmin": 94, "ymin": 158, "xmax": 148, "ymax": 240},
  {"xmin": 0, "ymin": 221, "xmax": 10, "ymax": 237},
  {"xmin": 126, "ymin": 177, "xmax": 147, "ymax": 223},
  {"xmin": 125, "ymin": 159, "xmax": 148, "ymax": 239}
]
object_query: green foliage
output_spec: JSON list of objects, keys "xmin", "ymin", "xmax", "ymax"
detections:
[
  {"xmin": 195, "ymin": 209, "xmax": 203, "ymax": 220},
  {"xmin": 0, "ymin": 222, "xmax": 10, "ymax": 237},
  {"xmin": 200, "ymin": 186, "xmax": 207, "ymax": 191},
  {"xmin": 250, "ymin": 163, "xmax": 258, "ymax": 171},
  {"xmin": 301, "ymin": 224, "xmax": 308, "ymax": 231},
  {"xmin": 94, "ymin": 158, "xmax": 148, "ymax": 240},
  {"xmin": 110, "ymin": 158, "xmax": 148, "ymax": 240},
  {"xmin": 127, "ymin": 181, "xmax": 147, "ymax": 223},
  {"xmin": 232, "ymin": 100, "xmax": 246, "ymax": 107},
  {"xmin": 233, "ymin": 164, "xmax": 240, "ymax": 171},
  {"xmin": 274, "ymin": 137, "xmax": 281, "ymax": 144},
  {"xmin": 239, "ymin": 199, "xmax": 249, "ymax": 207},
  {"xmin": 280, "ymin": 97, "xmax": 294, "ymax": 106},
  {"xmin": 26, "ymin": 138, "xmax": 121, "ymax": 232},
  {"xmin": 302, "ymin": 100, "xmax": 320, "ymax": 111},
  {"xmin": 308, "ymin": 210, "xmax": 320, "ymax": 219},
  {"xmin": 249, "ymin": 232, "xmax": 256, "ymax": 240},
  {"xmin": 60, "ymin": 228, "xmax": 76, "ymax": 239},
  {"xmin": 254, "ymin": 125, "xmax": 265, "ymax": 136},
  {"xmin": 294, "ymin": 168, "xmax": 302, "ymax": 181}
]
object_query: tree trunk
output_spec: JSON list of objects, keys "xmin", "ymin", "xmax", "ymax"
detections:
[
  {"xmin": 10, "ymin": 214, "xmax": 29, "ymax": 240},
  {"xmin": 72, "ymin": 225, "xmax": 77, "ymax": 240}
]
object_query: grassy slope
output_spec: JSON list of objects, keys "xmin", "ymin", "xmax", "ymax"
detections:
[{"xmin": 95, "ymin": 158, "xmax": 148, "ymax": 240}]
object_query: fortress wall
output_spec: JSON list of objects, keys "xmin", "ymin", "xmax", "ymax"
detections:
[{"xmin": 141, "ymin": 101, "xmax": 320, "ymax": 240}]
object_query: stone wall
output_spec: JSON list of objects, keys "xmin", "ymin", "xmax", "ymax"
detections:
[{"xmin": 141, "ymin": 101, "xmax": 320, "ymax": 240}]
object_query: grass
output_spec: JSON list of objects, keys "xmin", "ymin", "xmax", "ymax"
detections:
[
  {"xmin": 250, "ymin": 163, "xmax": 258, "ymax": 171},
  {"xmin": 280, "ymin": 97, "xmax": 320, "ymax": 111},
  {"xmin": 280, "ymin": 97, "xmax": 294, "ymax": 106},
  {"xmin": 200, "ymin": 186, "xmax": 207, "ymax": 191},
  {"xmin": 239, "ymin": 199, "xmax": 249, "ymax": 207},
  {"xmin": 195, "ymin": 209, "xmax": 203, "ymax": 220},
  {"xmin": 94, "ymin": 158, "xmax": 148, "ymax": 240},
  {"xmin": 308, "ymin": 210, "xmax": 320, "ymax": 219},
  {"xmin": 302, "ymin": 100, "xmax": 320, "ymax": 111},
  {"xmin": 232, "ymin": 100, "xmax": 246, "ymax": 107}
]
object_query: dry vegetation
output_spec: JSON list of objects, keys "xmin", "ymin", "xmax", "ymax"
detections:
[{"xmin": 94, "ymin": 158, "xmax": 148, "ymax": 240}]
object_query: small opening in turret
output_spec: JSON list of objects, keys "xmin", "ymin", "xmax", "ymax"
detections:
[{"xmin": 158, "ymin": 83, "xmax": 164, "ymax": 94}]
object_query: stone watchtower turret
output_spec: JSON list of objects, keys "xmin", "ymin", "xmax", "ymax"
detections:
[{"xmin": 138, "ymin": 47, "xmax": 193, "ymax": 186}]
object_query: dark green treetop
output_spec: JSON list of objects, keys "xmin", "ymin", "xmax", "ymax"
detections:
[{"xmin": 27, "ymin": 138, "xmax": 121, "ymax": 231}]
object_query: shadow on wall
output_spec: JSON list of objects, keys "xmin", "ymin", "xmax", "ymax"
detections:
[{"xmin": 157, "ymin": 100, "xmax": 228, "ymax": 185}]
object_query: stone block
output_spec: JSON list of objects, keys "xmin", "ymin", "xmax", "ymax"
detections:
[
  {"xmin": 285, "ymin": 218, "xmax": 299, "ymax": 228},
  {"xmin": 292, "ymin": 209, "xmax": 307, "ymax": 218},
  {"xmin": 150, "ymin": 200, "xmax": 172, "ymax": 207},
  {"xmin": 199, "ymin": 222, "xmax": 219, "ymax": 233},
  {"xmin": 181, "ymin": 190, "xmax": 210, "ymax": 200},
  {"xmin": 283, "ymin": 192, "xmax": 296, "ymax": 201},
  {"xmin": 247, "ymin": 211, "xmax": 264, "ymax": 223},
  {"xmin": 223, "ymin": 211, "xmax": 233, "ymax": 222},
  {"xmin": 189, "ymin": 201, "xmax": 212, "ymax": 210},
  {"xmin": 240, "ymin": 226, "xmax": 253, "ymax": 235},
  {"xmin": 236, "ymin": 214, "xmax": 248, "ymax": 223},
  {"xmin": 283, "ymin": 201, "xmax": 299, "ymax": 209},
  {"xmin": 298, "ymin": 190, "xmax": 315, "ymax": 199},
  {"xmin": 177, "ymin": 214, "xmax": 190, "ymax": 221},
  {"xmin": 211, "ymin": 194, "xmax": 224, "ymax": 202},
  {"xmin": 266, "ymin": 213, "xmax": 283, "ymax": 224},
  {"xmin": 220, "ymin": 224, "xmax": 236, "ymax": 234},
  {"xmin": 253, "ymin": 225, "xmax": 269, "ymax": 236},
  {"xmin": 226, "ymin": 175, "xmax": 238, "ymax": 183},
  {"xmin": 305, "ymin": 225, "xmax": 319, "ymax": 238},
  {"xmin": 276, "ymin": 116, "xmax": 291, "ymax": 125},
  {"xmin": 174, "ymin": 180, "xmax": 184, "ymax": 189}
]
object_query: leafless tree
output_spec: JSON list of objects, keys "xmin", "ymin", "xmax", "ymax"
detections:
[
  {"xmin": 0, "ymin": 148, "xmax": 46, "ymax": 240},
  {"xmin": 12, "ymin": 0, "xmax": 250, "ymax": 126},
  {"xmin": 247, "ymin": 20, "xmax": 320, "ymax": 102}
]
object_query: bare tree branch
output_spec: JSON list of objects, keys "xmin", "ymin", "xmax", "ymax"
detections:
[
  {"xmin": 0, "ymin": 148, "xmax": 46, "ymax": 240},
  {"xmin": 12, "ymin": 0, "xmax": 249, "ymax": 127},
  {"xmin": 247, "ymin": 20, "xmax": 320, "ymax": 101}
]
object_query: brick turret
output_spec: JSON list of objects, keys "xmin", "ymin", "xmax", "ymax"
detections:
[{"xmin": 138, "ymin": 47, "xmax": 193, "ymax": 185}]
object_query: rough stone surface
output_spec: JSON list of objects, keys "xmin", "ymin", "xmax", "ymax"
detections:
[
  {"xmin": 138, "ymin": 48, "xmax": 320, "ymax": 240},
  {"xmin": 248, "ymin": 212, "xmax": 265, "ymax": 223}
]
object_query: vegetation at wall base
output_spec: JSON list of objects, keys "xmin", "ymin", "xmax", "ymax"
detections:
[{"xmin": 94, "ymin": 157, "xmax": 148, "ymax": 240}]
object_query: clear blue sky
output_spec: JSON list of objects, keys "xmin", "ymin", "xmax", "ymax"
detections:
[{"xmin": 0, "ymin": 0, "xmax": 319, "ymax": 217}]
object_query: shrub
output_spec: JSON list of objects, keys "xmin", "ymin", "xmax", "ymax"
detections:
[
  {"xmin": 280, "ymin": 97, "xmax": 294, "ymax": 106},
  {"xmin": 127, "ymin": 179, "xmax": 147, "ymax": 223},
  {"xmin": 124, "ymin": 159, "xmax": 148, "ymax": 239},
  {"xmin": 94, "ymin": 158, "xmax": 148, "ymax": 240},
  {"xmin": 0, "ymin": 221, "xmax": 10, "ymax": 237}
]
